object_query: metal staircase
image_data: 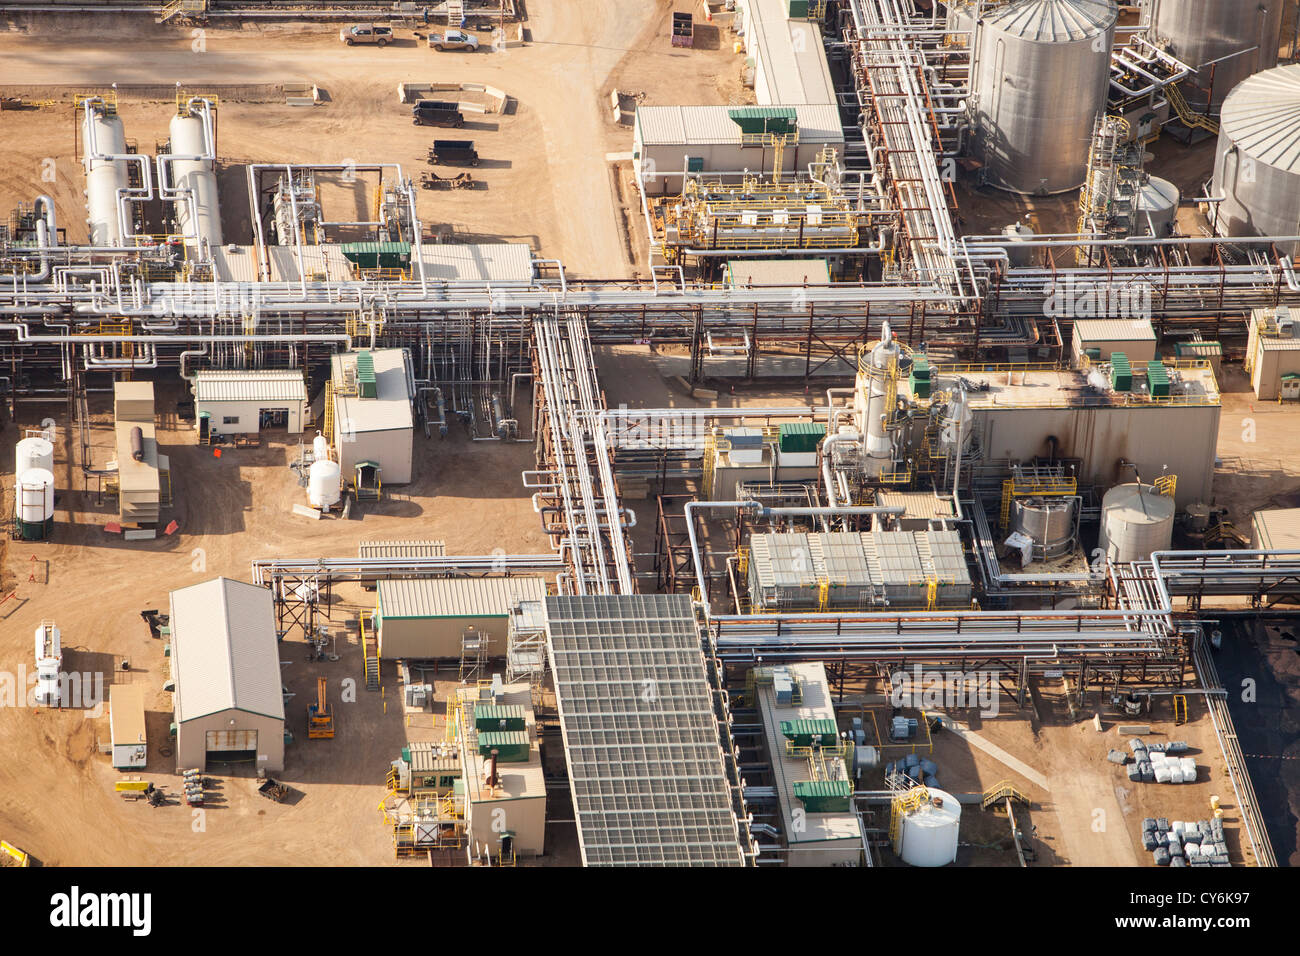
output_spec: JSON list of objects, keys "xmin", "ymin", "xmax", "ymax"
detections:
[
  {"xmin": 360, "ymin": 611, "xmax": 379, "ymax": 691},
  {"xmin": 1166, "ymin": 83, "xmax": 1220, "ymax": 136},
  {"xmin": 981, "ymin": 779, "xmax": 1029, "ymax": 812}
]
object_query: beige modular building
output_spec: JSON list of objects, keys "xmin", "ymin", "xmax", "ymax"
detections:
[
  {"xmin": 193, "ymin": 369, "xmax": 308, "ymax": 436},
  {"xmin": 1071, "ymin": 318, "xmax": 1158, "ymax": 364},
  {"xmin": 633, "ymin": 104, "xmax": 845, "ymax": 196},
  {"xmin": 1248, "ymin": 307, "xmax": 1300, "ymax": 401},
  {"xmin": 375, "ymin": 577, "xmax": 549, "ymax": 659},
  {"xmin": 458, "ymin": 681, "xmax": 547, "ymax": 859},
  {"xmin": 169, "ymin": 577, "xmax": 285, "ymax": 773},
  {"xmin": 113, "ymin": 381, "xmax": 161, "ymax": 528},
  {"xmin": 109, "ymin": 683, "xmax": 148, "ymax": 769},
  {"xmin": 330, "ymin": 348, "xmax": 415, "ymax": 486}
]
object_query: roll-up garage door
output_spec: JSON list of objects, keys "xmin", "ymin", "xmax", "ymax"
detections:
[{"xmin": 206, "ymin": 730, "xmax": 258, "ymax": 752}]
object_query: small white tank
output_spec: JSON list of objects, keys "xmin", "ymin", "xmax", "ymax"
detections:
[
  {"xmin": 312, "ymin": 432, "xmax": 330, "ymax": 461},
  {"xmin": 308, "ymin": 459, "xmax": 341, "ymax": 510},
  {"xmin": 16, "ymin": 436, "xmax": 54, "ymax": 475},
  {"xmin": 1098, "ymin": 483, "xmax": 1175, "ymax": 563},
  {"xmin": 16, "ymin": 467, "xmax": 55, "ymax": 540},
  {"xmin": 897, "ymin": 787, "xmax": 962, "ymax": 867}
]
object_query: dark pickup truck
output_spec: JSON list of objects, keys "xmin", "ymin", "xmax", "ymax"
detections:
[
  {"xmin": 428, "ymin": 139, "xmax": 480, "ymax": 167},
  {"xmin": 412, "ymin": 100, "xmax": 465, "ymax": 128}
]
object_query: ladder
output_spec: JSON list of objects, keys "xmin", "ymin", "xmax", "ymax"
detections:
[
  {"xmin": 360, "ymin": 612, "xmax": 380, "ymax": 691},
  {"xmin": 1166, "ymin": 83, "xmax": 1220, "ymax": 135},
  {"xmin": 458, "ymin": 628, "xmax": 486, "ymax": 683},
  {"xmin": 322, "ymin": 380, "xmax": 336, "ymax": 448}
]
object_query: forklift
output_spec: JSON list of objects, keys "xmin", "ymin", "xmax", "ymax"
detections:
[{"xmin": 307, "ymin": 676, "xmax": 335, "ymax": 739}]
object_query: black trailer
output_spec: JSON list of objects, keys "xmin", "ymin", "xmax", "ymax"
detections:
[
  {"xmin": 412, "ymin": 100, "xmax": 465, "ymax": 128},
  {"xmin": 428, "ymin": 139, "xmax": 480, "ymax": 167}
]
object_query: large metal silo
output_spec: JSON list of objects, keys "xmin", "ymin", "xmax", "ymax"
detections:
[
  {"xmin": 1211, "ymin": 65, "xmax": 1300, "ymax": 255},
  {"xmin": 972, "ymin": 0, "xmax": 1117, "ymax": 195},
  {"xmin": 1152, "ymin": 0, "xmax": 1284, "ymax": 113}
]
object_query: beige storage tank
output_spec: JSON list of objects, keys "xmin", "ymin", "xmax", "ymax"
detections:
[{"xmin": 1098, "ymin": 483, "xmax": 1175, "ymax": 563}]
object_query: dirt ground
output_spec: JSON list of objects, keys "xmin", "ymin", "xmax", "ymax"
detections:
[
  {"xmin": 0, "ymin": 378, "xmax": 559, "ymax": 866},
  {"xmin": 0, "ymin": 1, "xmax": 748, "ymax": 279}
]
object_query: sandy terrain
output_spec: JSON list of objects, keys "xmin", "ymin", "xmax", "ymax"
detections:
[{"xmin": 0, "ymin": 1, "xmax": 748, "ymax": 278}]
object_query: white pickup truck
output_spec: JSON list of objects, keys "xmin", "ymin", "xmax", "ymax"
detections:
[{"xmin": 427, "ymin": 29, "xmax": 480, "ymax": 52}]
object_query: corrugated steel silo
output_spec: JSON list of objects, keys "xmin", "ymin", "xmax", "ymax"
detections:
[
  {"xmin": 1211, "ymin": 65, "xmax": 1300, "ymax": 255},
  {"xmin": 973, "ymin": 0, "xmax": 1118, "ymax": 195},
  {"xmin": 1152, "ymin": 0, "xmax": 1284, "ymax": 113}
]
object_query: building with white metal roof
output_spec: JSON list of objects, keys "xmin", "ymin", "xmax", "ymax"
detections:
[
  {"xmin": 736, "ymin": 0, "xmax": 837, "ymax": 106},
  {"xmin": 1248, "ymin": 307, "xmax": 1300, "ymax": 400},
  {"xmin": 193, "ymin": 369, "xmax": 309, "ymax": 436},
  {"xmin": 544, "ymin": 594, "xmax": 747, "ymax": 866},
  {"xmin": 1071, "ymin": 318, "xmax": 1158, "ymax": 363},
  {"xmin": 633, "ymin": 104, "xmax": 845, "ymax": 195},
  {"xmin": 169, "ymin": 577, "xmax": 285, "ymax": 773},
  {"xmin": 375, "ymin": 576, "xmax": 549, "ymax": 658},
  {"xmin": 330, "ymin": 348, "xmax": 415, "ymax": 485}
]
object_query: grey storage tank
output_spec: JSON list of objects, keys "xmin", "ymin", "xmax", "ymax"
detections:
[
  {"xmin": 1211, "ymin": 65, "xmax": 1300, "ymax": 255},
  {"xmin": 973, "ymin": 0, "xmax": 1117, "ymax": 194},
  {"xmin": 1152, "ymin": 0, "xmax": 1284, "ymax": 113}
]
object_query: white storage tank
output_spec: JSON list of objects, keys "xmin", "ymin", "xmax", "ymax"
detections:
[
  {"xmin": 168, "ymin": 105, "xmax": 223, "ymax": 247},
  {"xmin": 1152, "ymin": 0, "xmax": 1283, "ymax": 112},
  {"xmin": 1211, "ymin": 65, "xmax": 1300, "ymax": 256},
  {"xmin": 15, "ymin": 467, "xmax": 55, "ymax": 540},
  {"xmin": 308, "ymin": 459, "xmax": 341, "ymax": 510},
  {"xmin": 16, "ymin": 436, "xmax": 54, "ymax": 476},
  {"xmin": 1098, "ymin": 482, "xmax": 1175, "ymax": 563},
  {"xmin": 1002, "ymin": 222, "xmax": 1037, "ymax": 266},
  {"xmin": 82, "ymin": 104, "xmax": 130, "ymax": 247},
  {"xmin": 312, "ymin": 431, "xmax": 330, "ymax": 461},
  {"xmin": 897, "ymin": 787, "xmax": 962, "ymax": 867},
  {"xmin": 973, "ymin": 0, "xmax": 1118, "ymax": 194},
  {"xmin": 855, "ymin": 323, "xmax": 901, "ymax": 476}
]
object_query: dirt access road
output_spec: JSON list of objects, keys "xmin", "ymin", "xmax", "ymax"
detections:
[{"xmin": 0, "ymin": 1, "xmax": 726, "ymax": 277}]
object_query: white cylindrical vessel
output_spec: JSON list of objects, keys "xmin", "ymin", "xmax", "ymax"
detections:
[
  {"xmin": 312, "ymin": 432, "xmax": 330, "ymax": 461},
  {"xmin": 1098, "ymin": 483, "xmax": 1175, "ymax": 563},
  {"xmin": 897, "ymin": 787, "xmax": 962, "ymax": 867},
  {"xmin": 16, "ymin": 436, "xmax": 54, "ymax": 476},
  {"xmin": 16, "ymin": 467, "xmax": 55, "ymax": 540},
  {"xmin": 308, "ymin": 459, "xmax": 341, "ymax": 510},
  {"xmin": 169, "ymin": 108, "xmax": 223, "ymax": 247},
  {"xmin": 83, "ymin": 107, "xmax": 130, "ymax": 246},
  {"xmin": 856, "ymin": 325, "xmax": 900, "ymax": 476}
]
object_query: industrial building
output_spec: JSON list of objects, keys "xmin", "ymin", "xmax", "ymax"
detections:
[
  {"xmin": 633, "ymin": 104, "xmax": 845, "ymax": 195},
  {"xmin": 734, "ymin": 0, "xmax": 837, "ymax": 106},
  {"xmin": 457, "ymin": 680, "xmax": 547, "ymax": 860},
  {"xmin": 900, "ymin": 361, "xmax": 1222, "ymax": 507},
  {"xmin": 1251, "ymin": 509, "xmax": 1300, "ymax": 552},
  {"xmin": 169, "ymin": 578, "xmax": 285, "ymax": 774},
  {"xmin": 1247, "ymin": 307, "xmax": 1300, "ymax": 401},
  {"xmin": 1072, "ymin": 318, "xmax": 1159, "ymax": 364},
  {"xmin": 374, "ymin": 577, "xmax": 549, "ymax": 659},
  {"xmin": 329, "ymin": 348, "xmax": 415, "ymax": 488},
  {"xmin": 192, "ymin": 369, "xmax": 309, "ymax": 437},
  {"xmin": 754, "ymin": 662, "xmax": 862, "ymax": 866}
]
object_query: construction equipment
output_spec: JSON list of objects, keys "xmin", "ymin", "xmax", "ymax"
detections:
[
  {"xmin": 308, "ymin": 676, "xmax": 335, "ymax": 738},
  {"xmin": 115, "ymin": 779, "xmax": 153, "ymax": 801},
  {"xmin": 0, "ymin": 840, "xmax": 30, "ymax": 867}
]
